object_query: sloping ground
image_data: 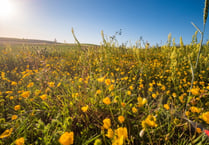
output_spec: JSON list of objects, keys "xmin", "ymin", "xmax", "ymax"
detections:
[
  {"xmin": 0, "ymin": 37, "xmax": 99, "ymax": 49},
  {"xmin": 0, "ymin": 37, "xmax": 57, "ymax": 45}
]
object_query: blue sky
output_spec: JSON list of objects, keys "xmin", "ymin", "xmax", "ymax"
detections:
[{"xmin": 0, "ymin": 0, "xmax": 208, "ymax": 46}]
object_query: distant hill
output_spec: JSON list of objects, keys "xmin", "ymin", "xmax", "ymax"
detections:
[{"xmin": 0, "ymin": 37, "xmax": 58, "ymax": 45}]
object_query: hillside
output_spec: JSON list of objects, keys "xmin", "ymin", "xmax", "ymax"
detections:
[{"xmin": 0, "ymin": 37, "xmax": 58, "ymax": 45}]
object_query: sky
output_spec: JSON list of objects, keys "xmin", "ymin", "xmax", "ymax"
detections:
[{"xmin": 0, "ymin": 0, "xmax": 208, "ymax": 46}]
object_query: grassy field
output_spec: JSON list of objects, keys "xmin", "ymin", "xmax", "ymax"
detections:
[{"xmin": 0, "ymin": 34, "xmax": 209, "ymax": 144}]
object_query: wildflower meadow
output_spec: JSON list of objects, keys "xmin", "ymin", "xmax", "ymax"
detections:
[{"xmin": 1, "ymin": 0, "xmax": 209, "ymax": 144}]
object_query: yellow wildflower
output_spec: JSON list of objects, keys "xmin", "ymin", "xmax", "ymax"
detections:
[
  {"xmin": 190, "ymin": 88, "xmax": 199, "ymax": 95},
  {"xmin": 48, "ymin": 82, "xmax": 55, "ymax": 87},
  {"xmin": 161, "ymin": 85, "xmax": 166, "ymax": 91},
  {"xmin": 185, "ymin": 111, "xmax": 190, "ymax": 117},
  {"xmin": 129, "ymin": 86, "xmax": 134, "ymax": 90},
  {"xmin": 12, "ymin": 115, "xmax": 18, "ymax": 120},
  {"xmin": 105, "ymin": 79, "xmax": 111, "ymax": 85},
  {"xmin": 14, "ymin": 105, "xmax": 21, "ymax": 111},
  {"xmin": 0, "ymin": 128, "xmax": 13, "ymax": 138},
  {"xmin": 118, "ymin": 116, "xmax": 125, "ymax": 123},
  {"xmin": 27, "ymin": 82, "xmax": 34, "ymax": 88},
  {"xmin": 127, "ymin": 91, "xmax": 131, "ymax": 95},
  {"xmin": 121, "ymin": 102, "xmax": 125, "ymax": 107},
  {"xmin": 108, "ymin": 84, "xmax": 114, "ymax": 91},
  {"xmin": 81, "ymin": 105, "xmax": 88, "ymax": 113},
  {"xmin": 59, "ymin": 132, "xmax": 74, "ymax": 145},
  {"xmin": 196, "ymin": 128, "xmax": 202, "ymax": 134},
  {"xmin": 96, "ymin": 90, "xmax": 101, "ymax": 95},
  {"xmin": 172, "ymin": 93, "xmax": 177, "ymax": 98},
  {"xmin": 15, "ymin": 137, "xmax": 24, "ymax": 145},
  {"xmin": 103, "ymin": 118, "xmax": 111, "ymax": 129},
  {"xmin": 115, "ymin": 127, "xmax": 128, "ymax": 139},
  {"xmin": 40, "ymin": 94, "xmax": 47, "ymax": 100},
  {"xmin": 6, "ymin": 91, "xmax": 13, "ymax": 94},
  {"xmin": 97, "ymin": 77, "xmax": 105, "ymax": 82},
  {"xmin": 148, "ymin": 87, "xmax": 153, "ymax": 92},
  {"xmin": 142, "ymin": 115, "xmax": 158, "ymax": 128},
  {"xmin": 103, "ymin": 97, "xmax": 111, "ymax": 105},
  {"xmin": 190, "ymin": 106, "xmax": 201, "ymax": 113},
  {"xmin": 201, "ymin": 112, "xmax": 209, "ymax": 124},
  {"xmin": 11, "ymin": 81, "xmax": 17, "ymax": 86},
  {"xmin": 152, "ymin": 93, "xmax": 157, "ymax": 99},
  {"xmin": 137, "ymin": 97, "xmax": 147, "ymax": 107},
  {"xmin": 112, "ymin": 136, "xmax": 124, "ymax": 145},
  {"xmin": 21, "ymin": 91, "xmax": 30, "ymax": 98},
  {"xmin": 163, "ymin": 104, "xmax": 170, "ymax": 110},
  {"xmin": 106, "ymin": 128, "xmax": 113, "ymax": 138},
  {"xmin": 35, "ymin": 90, "xmax": 41, "ymax": 96},
  {"xmin": 132, "ymin": 107, "xmax": 137, "ymax": 113}
]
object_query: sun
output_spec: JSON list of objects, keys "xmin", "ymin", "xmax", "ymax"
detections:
[{"xmin": 0, "ymin": 0, "xmax": 14, "ymax": 20}]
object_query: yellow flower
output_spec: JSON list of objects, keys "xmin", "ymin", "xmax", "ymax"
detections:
[
  {"xmin": 201, "ymin": 112, "xmax": 209, "ymax": 124},
  {"xmin": 108, "ymin": 84, "xmax": 114, "ymax": 91},
  {"xmin": 103, "ymin": 97, "xmax": 111, "ymax": 105},
  {"xmin": 21, "ymin": 91, "xmax": 30, "ymax": 98},
  {"xmin": 163, "ymin": 104, "xmax": 170, "ymax": 110},
  {"xmin": 161, "ymin": 85, "xmax": 166, "ymax": 91},
  {"xmin": 127, "ymin": 91, "xmax": 131, "ymax": 95},
  {"xmin": 103, "ymin": 118, "xmax": 111, "ymax": 129},
  {"xmin": 129, "ymin": 86, "xmax": 134, "ymax": 90},
  {"xmin": 152, "ymin": 93, "xmax": 157, "ymax": 99},
  {"xmin": 35, "ymin": 90, "xmax": 41, "ymax": 96},
  {"xmin": 112, "ymin": 136, "xmax": 124, "ymax": 145},
  {"xmin": 185, "ymin": 111, "xmax": 190, "ymax": 117},
  {"xmin": 40, "ymin": 94, "xmax": 47, "ymax": 100},
  {"xmin": 142, "ymin": 115, "xmax": 158, "ymax": 128},
  {"xmin": 12, "ymin": 115, "xmax": 18, "ymax": 120},
  {"xmin": 179, "ymin": 95, "xmax": 185, "ymax": 103},
  {"xmin": 0, "ymin": 128, "xmax": 13, "ymax": 138},
  {"xmin": 190, "ymin": 106, "xmax": 201, "ymax": 113},
  {"xmin": 106, "ymin": 128, "xmax": 113, "ymax": 138},
  {"xmin": 132, "ymin": 107, "xmax": 137, "ymax": 113},
  {"xmin": 196, "ymin": 128, "xmax": 202, "ymax": 134},
  {"xmin": 94, "ymin": 139, "xmax": 102, "ymax": 145},
  {"xmin": 115, "ymin": 127, "xmax": 128, "ymax": 139},
  {"xmin": 118, "ymin": 116, "xmax": 125, "ymax": 123},
  {"xmin": 105, "ymin": 79, "xmax": 111, "ymax": 85},
  {"xmin": 137, "ymin": 97, "xmax": 147, "ymax": 107},
  {"xmin": 11, "ymin": 81, "xmax": 17, "ymax": 86},
  {"xmin": 81, "ymin": 105, "xmax": 88, "ymax": 113},
  {"xmin": 121, "ymin": 102, "xmax": 125, "ymax": 107},
  {"xmin": 148, "ymin": 87, "xmax": 153, "ymax": 92},
  {"xmin": 59, "ymin": 132, "xmax": 74, "ymax": 145},
  {"xmin": 48, "ymin": 82, "xmax": 55, "ymax": 87},
  {"xmin": 27, "ymin": 82, "xmax": 34, "ymax": 88},
  {"xmin": 96, "ymin": 90, "xmax": 101, "ymax": 95},
  {"xmin": 190, "ymin": 88, "xmax": 199, "ymax": 95},
  {"xmin": 97, "ymin": 77, "xmax": 105, "ymax": 82},
  {"xmin": 14, "ymin": 105, "xmax": 21, "ymax": 111},
  {"xmin": 172, "ymin": 93, "xmax": 177, "ymax": 98},
  {"xmin": 15, "ymin": 137, "xmax": 24, "ymax": 145},
  {"xmin": 6, "ymin": 91, "xmax": 13, "ymax": 94}
]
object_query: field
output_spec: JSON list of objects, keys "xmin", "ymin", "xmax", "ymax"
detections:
[{"xmin": 0, "ymin": 35, "xmax": 209, "ymax": 145}]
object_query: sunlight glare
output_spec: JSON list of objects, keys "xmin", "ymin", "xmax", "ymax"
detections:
[{"xmin": 0, "ymin": 0, "xmax": 15, "ymax": 20}]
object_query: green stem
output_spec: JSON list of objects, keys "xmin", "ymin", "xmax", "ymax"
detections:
[{"xmin": 185, "ymin": 24, "xmax": 205, "ymax": 113}]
